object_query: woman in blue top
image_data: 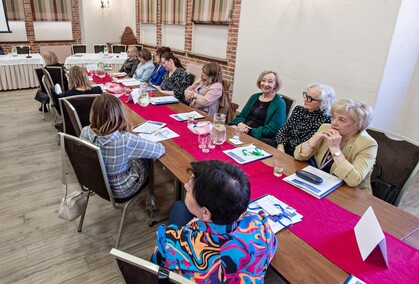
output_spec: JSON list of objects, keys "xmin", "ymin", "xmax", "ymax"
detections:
[
  {"xmin": 150, "ymin": 46, "xmax": 171, "ymax": 86},
  {"xmin": 229, "ymin": 70, "xmax": 286, "ymax": 141},
  {"xmin": 132, "ymin": 48, "xmax": 154, "ymax": 82}
]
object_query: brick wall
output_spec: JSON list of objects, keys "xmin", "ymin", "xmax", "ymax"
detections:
[
  {"xmin": 1, "ymin": 0, "xmax": 81, "ymax": 54},
  {"xmin": 138, "ymin": 0, "xmax": 242, "ymax": 89}
]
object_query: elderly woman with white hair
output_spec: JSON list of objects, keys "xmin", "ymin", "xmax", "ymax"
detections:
[
  {"xmin": 294, "ymin": 99, "xmax": 377, "ymax": 193},
  {"xmin": 273, "ymin": 84, "xmax": 335, "ymax": 154}
]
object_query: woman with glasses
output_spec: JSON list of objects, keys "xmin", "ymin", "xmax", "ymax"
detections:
[
  {"xmin": 184, "ymin": 62, "xmax": 223, "ymax": 117},
  {"xmin": 273, "ymin": 84, "xmax": 335, "ymax": 153},
  {"xmin": 153, "ymin": 52, "xmax": 190, "ymax": 104},
  {"xmin": 295, "ymin": 99, "xmax": 377, "ymax": 193},
  {"xmin": 229, "ymin": 70, "xmax": 286, "ymax": 141}
]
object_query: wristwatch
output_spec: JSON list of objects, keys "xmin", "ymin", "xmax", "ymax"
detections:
[{"xmin": 332, "ymin": 151, "xmax": 342, "ymax": 158}]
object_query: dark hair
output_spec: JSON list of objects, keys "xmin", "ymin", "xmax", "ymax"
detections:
[
  {"xmin": 155, "ymin": 46, "xmax": 171, "ymax": 57},
  {"xmin": 188, "ymin": 160, "xmax": 250, "ymax": 224},
  {"xmin": 139, "ymin": 48, "xmax": 152, "ymax": 61},
  {"xmin": 161, "ymin": 52, "xmax": 184, "ymax": 69},
  {"xmin": 90, "ymin": 93, "xmax": 131, "ymax": 135}
]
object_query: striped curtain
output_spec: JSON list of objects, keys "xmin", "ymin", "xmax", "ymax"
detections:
[
  {"xmin": 161, "ymin": 0, "xmax": 186, "ymax": 25},
  {"xmin": 31, "ymin": 0, "xmax": 72, "ymax": 21},
  {"xmin": 4, "ymin": 0, "xmax": 25, "ymax": 21},
  {"xmin": 140, "ymin": 0, "xmax": 157, "ymax": 24},
  {"xmin": 192, "ymin": 0, "xmax": 233, "ymax": 24}
]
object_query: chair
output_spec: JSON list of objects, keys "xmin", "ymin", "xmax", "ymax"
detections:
[
  {"xmin": 129, "ymin": 44, "xmax": 143, "ymax": 52},
  {"xmin": 110, "ymin": 248, "xmax": 194, "ymax": 284},
  {"xmin": 42, "ymin": 73, "xmax": 61, "ymax": 124},
  {"xmin": 34, "ymin": 68, "xmax": 49, "ymax": 119},
  {"xmin": 187, "ymin": 72, "xmax": 196, "ymax": 86},
  {"xmin": 281, "ymin": 94, "xmax": 296, "ymax": 120},
  {"xmin": 60, "ymin": 133, "xmax": 161, "ymax": 248},
  {"xmin": 59, "ymin": 94, "xmax": 100, "ymax": 136},
  {"xmin": 366, "ymin": 127, "xmax": 419, "ymax": 206},
  {"xmin": 93, "ymin": 44, "xmax": 107, "ymax": 53},
  {"xmin": 71, "ymin": 44, "xmax": 87, "ymax": 54},
  {"xmin": 15, "ymin": 45, "xmax": 30, "ymax": 54},
  {"xmin": 111, "ymin": 44, "xmax": 126, "ymax": 53},
  {"xmin": 45, "ymin": 66, "xmax": 67, "ymax": 92}
]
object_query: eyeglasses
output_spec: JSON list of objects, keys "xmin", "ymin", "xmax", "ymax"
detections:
[{"xmin": 303, "ymin": 92, "xmax": 322, "ymax": 103}]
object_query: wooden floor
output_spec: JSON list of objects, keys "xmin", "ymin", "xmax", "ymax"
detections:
[{"xmin": 0, "ymin": 88, "xmax": 417, "ymax": 283}]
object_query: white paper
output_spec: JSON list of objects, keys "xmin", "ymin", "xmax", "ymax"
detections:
[
  {"xmin": 283, "ymin": 165, "xmax": 343, "ymax": 198},
  {"xmin": 354, "ymin": 206, "xmax": 388, "ymax": 267},
  {"xmin": 149, "ymin": 96, "xmax": 179, "ymax": 105},
  {"xmin": 85, "ymin": 63, "xmax": 98, "ymax": 72},
  {"xmin": 223, "ymin": 144, "xmax": 272, "ymax": 164},
  {"xmin": 133, "ymin": 121, "xmax": 166, "ymax": 134},
  {"xmin": 138, "ymin": 127, "xmax": 179, "ymax": 142},
  {"xmin": 126, "ymin": 89, "xmax": 140, "ymax": 104},
  {"xmin": 111, "ymin": 72, "xmax": 126, "ymax": 77},
  {"xmin": 169, "ymin": 111, "xmax": 204, "ymax": 121},
  {"xmin": 119, "ymin": 78, "xmax": 140, "ymax": 86}
]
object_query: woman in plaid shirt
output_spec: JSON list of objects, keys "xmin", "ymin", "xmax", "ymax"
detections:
[{"xmin": 80, "ymin": 94, "xmax": 165, "ymax": 199}]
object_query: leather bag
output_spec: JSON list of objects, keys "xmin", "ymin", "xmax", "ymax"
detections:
[
  {"xmin": 371, "ymin": 163, "xmax": 398, "ymax": 204},
  {"xmin": 34, "ymin": 90, "xmax": 49, "ymax": 104},
  {"xmin": 58, "ymin": 188, "xmax": 88, "ymax": 221}
]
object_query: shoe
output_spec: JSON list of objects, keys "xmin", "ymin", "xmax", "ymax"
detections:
[
  {"xmin": 38, "ymin": 105, "xmax": 49, "ymax": 113},
  {"xmin": 55, "ymin": 123, "xmax": 63, "ymax": 132}
]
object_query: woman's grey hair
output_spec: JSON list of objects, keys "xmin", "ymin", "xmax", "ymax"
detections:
[
  {"xmin": 331, "ymin": 99, "xmax": 373, "ymax": 131},
  {"xmin": 306, "ymin": 84, "xmax": 335, "ymax": 114}
]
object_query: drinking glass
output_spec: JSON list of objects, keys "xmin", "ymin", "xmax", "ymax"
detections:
[
  {"xmin": 273, "ymin": 159, "xmax": 286, "ymax": 177},
  {"xmin": 232, "ymin": 129, "xmax": 241, "ymax": 141},
  {"xmin": 209, "ymin": 133, "xmax": 217, "ymax": 149},
  {"xmin": 139, "ymin": 92, "xmax": 149, "ymax": 107},
  {"xmin": 198, "ymin": 134, "xmax": 209, "ymax": 153}
]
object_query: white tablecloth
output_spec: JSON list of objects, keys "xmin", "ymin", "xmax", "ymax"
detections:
[
  {"xmin": 64, "ymin": 53, "xmax": 126, "ymax": 70},
  {"xmin": 0, "ymin": 54, "xmax": 45, "ymax": 91}
]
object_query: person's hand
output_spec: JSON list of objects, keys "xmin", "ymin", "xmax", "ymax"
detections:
[
  {"xmin": 237, "ymin": 122, "xmax": 252, "ymax": 133},
  {"xmin": 277, "ymin": 144, "xmax": 285, "ymax": 153},
  {"xmin": 320, "ymin": 129, "xmax": 342, "ymax": 149},
  {"xmin": 153, "ymin": 85, "xmax": 162, "ymax": 92},
  {"xmin": 186, "ymin": 217, "xmax": 199, "ymax": 226}
]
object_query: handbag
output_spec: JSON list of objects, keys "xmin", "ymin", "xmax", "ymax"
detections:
[
  {"xmin": 58, "ymin": 187, "xmax": 88, "ymax": 221},
  {"xmin": 34, "ymin": 90, "xmax": 50, "ymax": 104},
  {"xmin": 371, "ymin": 163, "xmax": 398, "ymax": 204}
]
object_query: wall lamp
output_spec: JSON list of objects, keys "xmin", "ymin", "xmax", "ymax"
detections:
[{"xmin": 101, "ymin": 0, "xmax": 110, "ymax": 8}]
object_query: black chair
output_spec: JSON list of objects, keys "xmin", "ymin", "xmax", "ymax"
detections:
[
  {"xmin": 45, "ymin": 66, "xmax": 67, "ymax": 92},
  {"xmin": 129, "ymin": 44, "xmax": 143, "ymax": 52},
  {"xmin": 15, "ymin": 45, "xmax": 30, "ymax": 54},
  {"xmin": 281, "ymin": 95, "xmax": 296, "ymax": 120},
  {"xmin": 34, "ymin": 68, "xmax": 49, "ymax": 119},
  {"xmin": 111, "ymin": 44, "xmax": 126, "ymax": 53},
  {"xmin": 71, "ymin": 44, "xmax": 87, "ymax": 54},
  {"xmin": 59, "ymin": 94, "xmax": 100, "ymax": 136},
  {"xmin": 187, "ymin": 72, "xmax": 196, "ymax": 86},
  {"xmin": 93, "ymin": 44, "xmax": 107, "ymax": 53},
  {"xmin": 110, "ymin": 248, "xmax": 194, "ymax": 284},
  {"xmin": 42, "ymin": 73, "xmax": 61, "ymax": 123},
  {"xmin": 367, "ymin": 127, "xmax": 419, "ymax": 206}
]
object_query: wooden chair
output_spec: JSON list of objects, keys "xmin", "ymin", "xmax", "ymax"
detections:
[
  {"xmin": 71, "ymin": 44, "xmax": 87, "ymax": 54},
  {"xmin": 281, "ymin": 94, "xmax": 296, "ymax": 120},
  {"xmin": 366, "ymin": 127, "xmax": 419, "ymax": 206},
  {"xmin": 111, "ymin": 44, "xmax": 126, "ymax": 53},
  {"xmin": 93, "ymin": 44, "xmax": 107, "ymax": 53},
  {"xmin": 110, "ymin": 248, "xmax": 194, "ymax": 284}
]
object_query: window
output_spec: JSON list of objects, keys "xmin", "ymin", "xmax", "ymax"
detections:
[{"xmin": 161, "ymin": 0, "xmax": 186, "ymax": 50}]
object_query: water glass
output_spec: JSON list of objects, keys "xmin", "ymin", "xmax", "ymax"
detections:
[
  {"xmin": 139, "ymin": 92, "xmax": 149, "ymax": 107},
  {"xmin": 273, "ymin": 159, "xmax": 286, "ymax": 177},
  {"xmin": 198, "ymin": 134, "xmax": 210, "ymax": 153},
  {"xmin": 232, "ymin": 129, "xmax": 241, "ymax": 141},
  {"xmin": 187, "ymin": 115, "xmax": 194, "ymax": 126},
  {"xmin": 209, "ymin": 133, "xmax": 217, "ymax": 149}
]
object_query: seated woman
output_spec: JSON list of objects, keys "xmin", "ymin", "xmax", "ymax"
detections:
[
  {"xmin": 64, "ymin": 66, "xmax": 102, "ymax": 97},
  {"xmin": 150, "ymin": 46, "xmax": 171, "ymax": 86},
  {"xmin": 132, "ymin": 48, "xmax": 154, "ymax": 82},
  {"xmin": 294, "ymin": 99, "xmax": 377, "ymax": 193},
  {"xmin": 151, "ymin": 160, "xmax": 277, "ymax": 283},
  {"xmin": 43, "ymin": 51, "xmax": 69, "ymax": 90},
  {"xmin": 153, "ymin": 52, "xmax": 190, "ymax": 104},
  {"xmin": 118, "ymin": 46, "xmax": 139, "ymax": 77},
  {"xmin": 80, "ymin": 94, "xmax": 165, "ymax": 199},
  {"xmin": 274, "ymin": 84, "xmax": 335, "ymax": 154},
  {"xmin": 184, "ymin": 62, "xmax": 223, "ymax": 117},
  {"xmin": 229, "ymin": 70, "xmax": 286, "ymax": 141}
]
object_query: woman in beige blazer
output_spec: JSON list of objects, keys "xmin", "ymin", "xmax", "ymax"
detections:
[{"xmin": 294, "ymin": 99, "xmax": 377, "ymax": 193}]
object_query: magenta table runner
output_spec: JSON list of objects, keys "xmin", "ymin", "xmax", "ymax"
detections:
[
  {"xmin": 250, "ymin": 173, "xmax": 419, "ymax": 283},
  {"xmin": 123, "ymin": 100, "xmax": 419, "ymax": 283}
]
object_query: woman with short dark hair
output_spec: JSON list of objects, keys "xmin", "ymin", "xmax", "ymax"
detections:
[
  {"xmin": 150, "ymin": 46, "xmax": 171, "ymax": 86},
  {"xmin": 132, "ymin": 48, "xmax": 154, "ymax": 82}
]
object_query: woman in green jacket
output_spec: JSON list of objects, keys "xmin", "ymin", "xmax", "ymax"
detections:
[{"xmin": 229, "ymin": 70, "xmax": 286, "ymax": 141}]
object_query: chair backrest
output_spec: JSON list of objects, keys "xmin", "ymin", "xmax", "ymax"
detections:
[
  {"xmin": 60, "ymin": 98, "xmax": 83, "ymax": 137},
  {"xmin": 34, "ymin": 68, "xmax": 47, "ymax": 93},
  {"xmin": 60, "ymin": 133, "xmax": 115, "ymax": 204},
  {"xmin": 129, "ymin": 44, "xmax": 143, "ymax": 52},
  {"xmin": 112, "ymin": 44, "xmax": 126, "ymax": 53},
  {"xmin": 94, "ymin": 44, "xmax": 107, "ymax": 53},
  {"xmin": 45, "ymin": 66, "xmax": 66, "ymax": 92},
  {"xmin": 15, "ymin": 45, "xmax": 30, "ymax": 54},
  {"xmin": 366, "ymin": 127, "xmax": 419, "ymax": 205},
  {"xmin": 71, "ymin": 44, "xmax": 87, "ymax": 54},
  {"xmin": 110, "ymin": 248, "xmax": 194, "ymax": 284},
  {"xmin": 187, "ymin": 72, "xmax": 196, "ymax": 86},
  {"xmin": 281, "ymin": 94, "xmax": 296, "ymax": 120},
  {"xmin": 42, "ymin": 74, "xmax": 55, "ymax": 108},
  {"xmin": 65, "ymin": 94, "xmax": 100, "ymax": 128},
  {"xmin": 219, "ymin": 79, "xmax": 239, "ymax": 124}
]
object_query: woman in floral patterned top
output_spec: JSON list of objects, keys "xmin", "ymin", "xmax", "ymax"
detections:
[
  {"xmin": 151, "ymin": 160, "xmax": 277, "ymax": 283},
  {"xmin": 153, "ymin": 52, "xmax": 190, "ymax": 104},
  {"xmin": 275, "ymin": 84, "xmax": 335, "ymax": 155}
]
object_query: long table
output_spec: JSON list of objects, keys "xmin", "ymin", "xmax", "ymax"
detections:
[
  {"xmin": 0, "ymin": 53, "xmax": 45, "ymax": 91},
  {"xmin": 64, "ymin": 53, "xmax": 126, "ymax": 70}
]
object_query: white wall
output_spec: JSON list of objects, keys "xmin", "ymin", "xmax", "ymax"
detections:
[
  {"xmin": 79, "ymin": 0, "xmax": 137, "ymax": 53},
  {"xmin": 234, "ymin": 0, "xmax": 418, "ymax": 140}
]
